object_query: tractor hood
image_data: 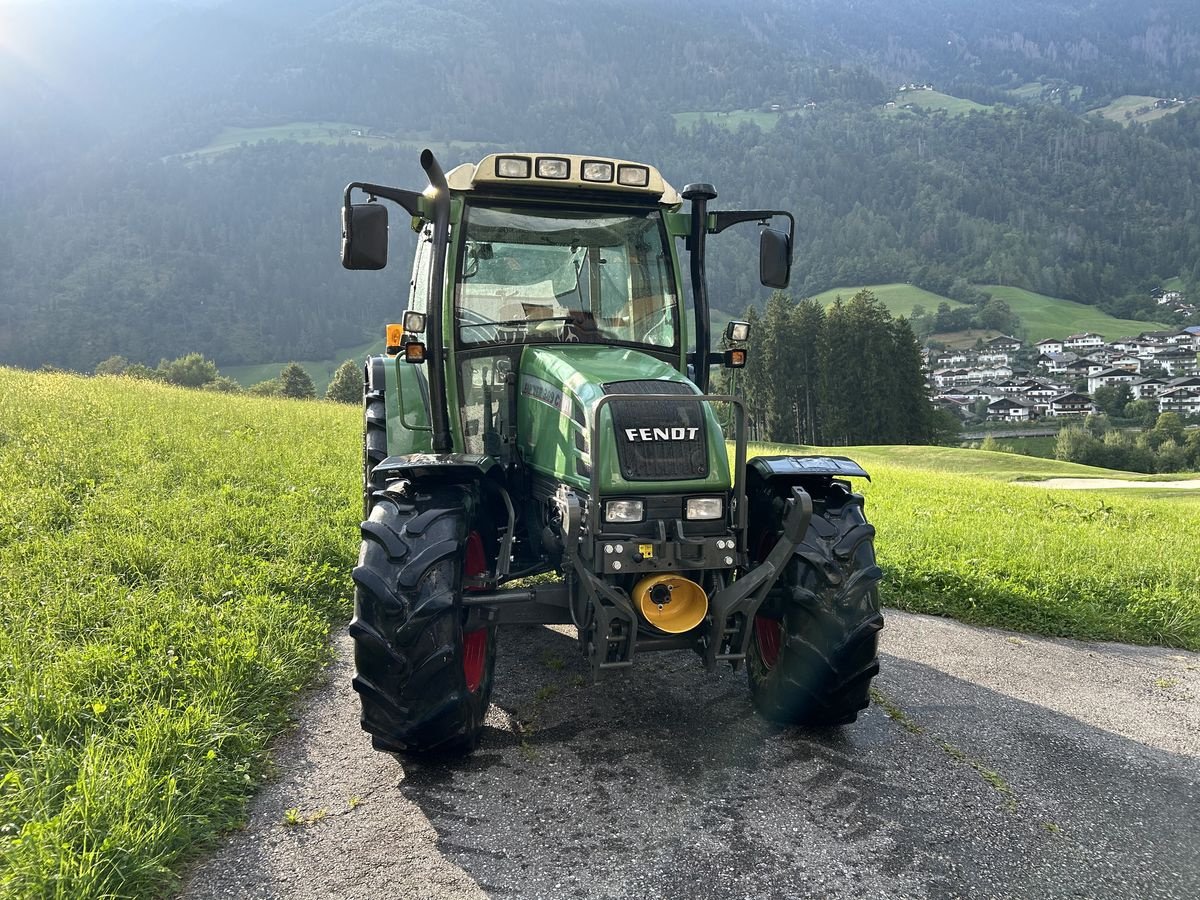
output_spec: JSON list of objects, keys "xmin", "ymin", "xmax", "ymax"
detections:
[{"xmin": 516, "ymin": 346, "xmax": 731, "ymax": 494}]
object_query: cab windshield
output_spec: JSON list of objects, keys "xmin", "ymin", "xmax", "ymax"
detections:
[{"xmin": 455, "ymin": 205, "xmax": 678, "ymax": 350}]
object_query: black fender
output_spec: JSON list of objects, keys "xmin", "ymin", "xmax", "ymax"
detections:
[
  {"xmin": 747, "ymin": 454, "xmax": 871, "ymax": 494},
  {"xmin": 371, "ymin": 453, "xmax": 499, "ymax": 488}
]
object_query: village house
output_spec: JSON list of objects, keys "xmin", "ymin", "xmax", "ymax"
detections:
[
  {"xmin": 987, "ymin": 396, "xmax": 1036, "ymax": 422},
  {"xmin": 985, "ymin": 335, "xmax": 1023, "ymax": 353},
  {"xmin": 1035, "ymin": 338, "xmax": 1064, "ymax": 354},
  {"xmin": 1130, "ymin": 376, "xmax": 1169, "ymax": 400},
  {"xmin": 1048, "ymin": 393, "xmax": 1096, "ymax": 417},
  {"xmin": 1064, "ymin": 332, "xmax": 1104, "ymax": 351},
  {"xmin": 1037, "ymin": 352, "xmax": 1078, "ymax": 374},
  {"xmin": 932, "ymin": 368, "xmax": 975, "ymax": 389},
  {"xmin": 1155, "ymin": 348, "xmax": 1199, "ymax": 377},
  {"xmin": 1109, "ymin": 355, "xmax": 1143, "ymax": 373},
  {"xmin": 977, "ymin": 352, "xmax": 1014, "ymax": 367},
  {"xmin": 1156, "ymin": 387, "xmax": 1200, "ymax": 417},
  {"xmin": 1087, "ymin": 367, "xmax": 1138, "ymax": 394}
]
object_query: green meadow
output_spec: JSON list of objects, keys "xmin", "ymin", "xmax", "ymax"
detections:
[
  {"xmin": 809, "ymin": 283, "xmax": 968, "ymax": 318},
  {"xmin": 170, "ymin": 122, "xmax": 492, "ymax": 161},
  {"xmin": 807, "ymin": 282, "xmax": 1169, "ymax": 340},
  {"xmin": 1089, "ymin": 95, "xmax": 1188, "ymax": 127},
  {"xmin": 888, "ymin": 89, "xmax": 993, "ymax": 116},
  {"xmin": 0, "ymin": 369, "xmax": 360, "ymax": 897},
  {"xmin": 978, "ymin": 284, "xmax": 1169, "ymax": 340},
  {"xmin": 1, "ymin": 367, "xmax": 1197, "ymax": 896}
]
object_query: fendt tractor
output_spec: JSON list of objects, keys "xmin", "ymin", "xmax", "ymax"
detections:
[{"xmin": 340, "ymin": 150, "xmax": 883, "ymax": 756}]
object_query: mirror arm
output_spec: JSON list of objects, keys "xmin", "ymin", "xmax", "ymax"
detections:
[
  {"xmin": 710, "ymin": 209, "xmax": 795, "ymax": 260},
  {"xmin": 343, "ymin": 182, "xmax": 425, "ymax": 218}
]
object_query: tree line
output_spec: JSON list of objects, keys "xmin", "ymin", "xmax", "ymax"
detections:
[
  {"xmin": 1054, "ymin": 413, "xmax": 1200, "ymax": 474},
  {"xmin": 730, "ymin": 290, "xmax": 943, "ymax": 446},
  {"xmin": 92, "ymin": 353, "xmax": 363, "ymax": 404}
]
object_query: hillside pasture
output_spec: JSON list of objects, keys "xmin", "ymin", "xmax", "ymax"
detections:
[
  {"xmin": 1009, "ymin": 82, "xmax": 1083, "ymax": 104},
  {"xmin": 1089, "ymin": 95, "xmax": 1188, "ymax": 127},
  {"xmin": 171, "ymin": 123, "xmax": 492, "ymax": 161},
  {"xmin": 979, "ymin": 284, "xmax": 1170, "ymax": 340},
  {"xmin": 887, "ymin": 89, "xmax": 993, "ymax": 116},
  {"xmin": 809, "ymin": 283, "xmax": 967, "ymax": 318}
]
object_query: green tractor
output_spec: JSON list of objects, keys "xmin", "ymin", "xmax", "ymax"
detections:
[{"xmin": 340, "ymin": 150, "xmax": 883, "ymax": 756}]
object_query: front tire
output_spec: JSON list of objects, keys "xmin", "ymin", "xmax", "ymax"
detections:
[
  {"xmin": 350, "ymin": 485, "xmax": 497, "ymax": 756},
  {"xmin": 362, "ymin": 384, "xmax": 388, "ymax": 518},
  {"xmin": 747, "ymin": 481, "xmax": 884, "ymax": 726}
]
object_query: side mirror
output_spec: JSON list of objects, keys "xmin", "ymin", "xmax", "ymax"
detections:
[
  {"xmin": 341, "ymin": 202, "xmax": 389, "ymax": 270},
  {"xmin": 759, "ymin": 227, "xmax": 791, "ymax": 289}
]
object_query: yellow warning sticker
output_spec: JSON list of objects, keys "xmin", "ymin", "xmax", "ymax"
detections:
[{"xmin": 638, "ymin": 544, "xmax": 654, "ymax": 558}]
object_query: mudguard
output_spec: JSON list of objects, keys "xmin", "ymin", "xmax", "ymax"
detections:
[
  {"xmin": 748, "ymin": 454, "xmax": 871, "ymax": 484},
  {"xmin": 371, "ymin": 453, "xmax": 499, "ymax": 487}
]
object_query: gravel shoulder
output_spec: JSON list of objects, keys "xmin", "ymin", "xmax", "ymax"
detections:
[{"xmin": 182, "ymin": 611, "xmax": 1200, "ymax": 900}]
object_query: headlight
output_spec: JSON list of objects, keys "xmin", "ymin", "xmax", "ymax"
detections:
[
  {"xmin": 582, "ymin": 160, "xmax": 614, "ymax": 182},
  {"xmin": 605, "ymin": 499, "xmax": 644, "ymax": 523},
  {"xmin": 496, "ymin": 155, "xmax": 531, "ymax": 178},
  {"xmin": 685, "ymin": 497, "xmax": 723, "ymax": 520},
  {"xmin": 617, "ymin": 164, "xmax": 650, "ymax": 187},
  {"xmin": 536, "ymin": 157, "xmax": 570, "ymax": 179}
]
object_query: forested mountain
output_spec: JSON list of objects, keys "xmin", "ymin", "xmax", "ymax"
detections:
[{"xmin": 3, "ymin": 0, "xmax": 1200, "ymax": 370}]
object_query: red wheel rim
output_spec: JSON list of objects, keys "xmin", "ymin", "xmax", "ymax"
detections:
[
  {"xmin": 754, "ymin": 615, "xmax": 783, "ymax": 669},
  {"xmin": 462, "ymin": 530, "xmax": 489, "ymax": 693},
  {"xmin": 462, "ymin": 628, "xmax": 488, "ymax": 694}
]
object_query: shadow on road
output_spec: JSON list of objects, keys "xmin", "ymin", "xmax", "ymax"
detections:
[{"xmin": 393, "ymin": 624, "xmax": 1200, "ymax": 900}]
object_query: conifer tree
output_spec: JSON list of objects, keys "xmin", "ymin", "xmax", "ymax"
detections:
[
  {"xmin": 325, "ymin": 359, "xmax": 362, "ymax": 404},
  {"xmin": 279, "ymin": 362, "xmax": 316, "ymax": 399}
]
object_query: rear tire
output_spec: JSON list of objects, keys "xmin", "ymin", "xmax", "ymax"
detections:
[
  {"xmin": 350, "ymin": 485, "xmax": 497, "ymax": 756},
  {"xmin": 747, "ymin": 481, "xmax": 884, "ymax": 727}
]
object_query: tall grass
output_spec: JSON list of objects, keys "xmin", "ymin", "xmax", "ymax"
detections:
[
  {"xmin": 0, "ymin": 369, "xmax": 360, "ymax": 897},
  {"xmin": 749, "ymin": 444, "xmax": 1200, "ymax": 649},
  {"xmin": 865, "ymin": 464, "xmax": 1200, "ymax": 648}
]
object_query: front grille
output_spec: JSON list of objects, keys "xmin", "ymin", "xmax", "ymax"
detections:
[{"xmin": 604, "ymin": 379, "xmax": 708, "ymax": 481}]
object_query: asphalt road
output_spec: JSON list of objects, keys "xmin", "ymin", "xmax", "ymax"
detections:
[{"xmin": 182, "ymin": 611, "xmax": 1200, "ymax": 900}]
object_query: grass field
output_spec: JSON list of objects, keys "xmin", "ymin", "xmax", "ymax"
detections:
[
  {"xmin": 0, "ymin": 369, "xmax": 360, "ymax": 897},
  {"xmin": 1009, "ymin": 82, "xmax": 1083, "ymax": 104},
  {"xmin": 978, "ymin": 285, "xmax": 1169, "ymax": 340},
  {"xmin": 672, "ymin": 109, "xmax": 785, "ymax": 131},
  {"xmin": 809, "ymin": 283, "xmax": 968, "ymax": 317},
  {"xmin": 170, "ymin": 123, "xmax": 492, "ymax": 161},
  {"xmin": 888, "ymin": 89, "xmax": 993, "ymax": 116},
  {"xmin": 3, "ymin": 367, "xmax": 1198, "ymax": 895},
  {"xmin": 1089, "ymin": 95, "xmax": 1188, "ymax": 127},
  {"xmin": 222, "ymin": 337, "xmax": 384, "ymax": 395},
  {"xmin": 808, "ymin": 282, "xmax": 1168, "ymax": 341},
  {"xmin": 961, "ymin": 434, "xmax": 1060, "ymax": 459},
  {"xmin": 750, "ymin": 442, "xmax": 1200, "ymax": 649}
]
